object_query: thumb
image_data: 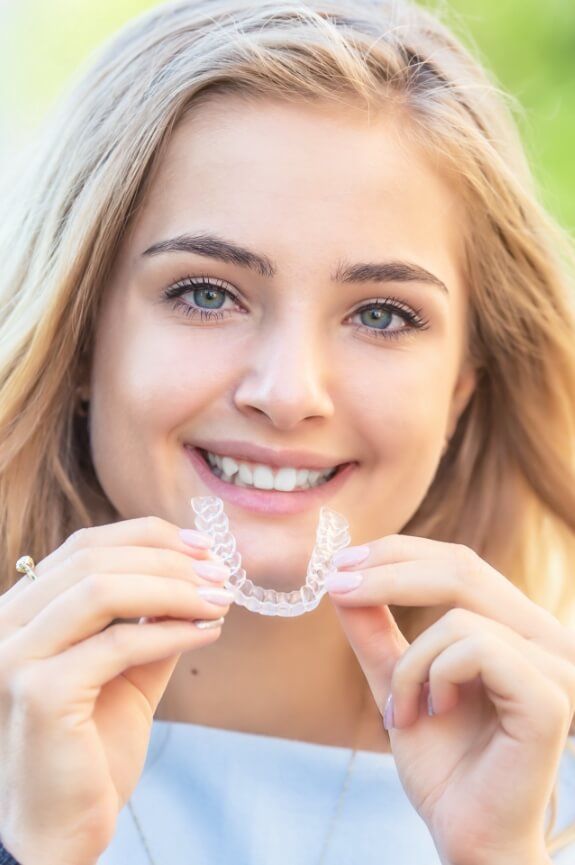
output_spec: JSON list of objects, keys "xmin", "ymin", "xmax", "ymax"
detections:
[
  {"xmin": 333, "ymin": 601, "xmax": 408, "ymax": 713},
  {"xmin": 123, "ymin": 654, "xmax": 182, "ymax": 714}
]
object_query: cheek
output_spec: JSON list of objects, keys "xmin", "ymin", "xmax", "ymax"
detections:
[
  {"xmin": 344, "ymin": 348, "xmax": 459, "ymax": 535},
  {"xmin": 347, "ymin": 348, "xmax": 457, "ymax": 451},
  {"xmin": 90, "ymin": 317, "xmax": 238, "ymax": 442}
]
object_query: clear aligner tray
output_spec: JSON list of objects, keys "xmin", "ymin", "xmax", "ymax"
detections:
[{"xmin": 191, "ymin": 496, "xmax": 350, "ymax": 617}]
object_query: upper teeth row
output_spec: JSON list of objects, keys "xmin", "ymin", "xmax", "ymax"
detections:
[{"xmin": 205, "ymin": 451, "xmax": 336, "ymax": 492}]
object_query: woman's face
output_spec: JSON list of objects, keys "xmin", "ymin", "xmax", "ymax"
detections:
[{"xmin": 89, "ymin": 98, "xmax": 475, "ymax": 589}]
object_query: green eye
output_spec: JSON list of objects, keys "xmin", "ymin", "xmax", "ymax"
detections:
[
  {"xmin": 192, "ymin": 287, "xmax": 226, "ymax": 309},
  {"xmin": 359, "ymin": 307, "xmax": 393, "ymax": 329}
]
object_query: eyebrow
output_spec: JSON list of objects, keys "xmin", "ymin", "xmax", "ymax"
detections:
[
  {"xmin": 142, "ymin": 232, "xmax": 448, "ymax": 294},
  {"xmin": 333, "ymin": 260, "xmax": 448, "ymax": 294},
  {"xmin": 143, "ymin": 233, "xmax": 276, "ymax": 279}
]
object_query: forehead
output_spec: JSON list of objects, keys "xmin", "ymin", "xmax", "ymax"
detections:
[{"xmin": 126, "ymin": 95, "xmax": 466, "ymax": 284}]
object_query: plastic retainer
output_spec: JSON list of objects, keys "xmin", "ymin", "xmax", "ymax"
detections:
[{"xmin": 191, "ymin": 496, "xmax": 350, "ymax": 617}]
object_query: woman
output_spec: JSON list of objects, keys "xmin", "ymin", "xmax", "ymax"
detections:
[{"xmin": 0, "ymin": 1, "xmax": 574, "ymax": 863}]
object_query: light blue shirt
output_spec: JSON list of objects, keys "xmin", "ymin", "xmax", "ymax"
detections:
[{"xmin": 100, "ymin": 721, "xmax": 575, "ymax": 864}]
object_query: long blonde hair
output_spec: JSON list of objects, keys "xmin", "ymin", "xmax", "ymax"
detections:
[{"xmin": 1, "ymin": 0, "xmax": 574, "ymax": 851}]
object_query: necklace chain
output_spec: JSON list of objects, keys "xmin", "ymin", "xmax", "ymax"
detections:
[
  {"xmin": 128, "ymin": 686, "xmax": 370, "ymax": 865},
  {"xmin": 316, "ymin": 746, "xmax": 358, "ymax": 865},
  {"xmin": 128, "ymin": 744, "xmax": 358, "ymax": 865},
  {"xmin": 128, "ymin": 799, "xmax": 156, "ymax": 865}
]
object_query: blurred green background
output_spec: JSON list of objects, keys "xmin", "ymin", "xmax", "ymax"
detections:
[{"xmin": 1, "ymin": 0, "xmax": 574, "ymax": 231}]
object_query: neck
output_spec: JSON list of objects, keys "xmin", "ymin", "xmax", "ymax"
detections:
[{"xmin": 157, "ymin": 598, "xmax": 390, "ymax": 752}]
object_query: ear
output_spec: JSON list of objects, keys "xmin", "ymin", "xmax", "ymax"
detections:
[{"xmin": 446, "ymin": 361, "xmax": 476, "ymax": 438}]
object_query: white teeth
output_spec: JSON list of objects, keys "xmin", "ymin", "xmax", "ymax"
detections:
[
  {"xmin": 203, "ymin": 450, "xmax": 338, "ymax": 492},
  {"xmin": 252, "ymin": 464, "xmax": 274, "ymax": 490},
  {"xmin": 273, "ymin": 466, "xmax": 297, "ymax": 492},
  {"xmin": 238, "ymin": 463, "xmax": 253, "ymax": 485},
  {"xmin": 221, "ymin": 456, "xmax": 239, "ymax": 477},
  {"xmin": 206, "ymin": 452, "xmax": 222, "ymax": 470},
  {"xmin": 296, "ymin": 468, "xmax": 309, "ymax": 486}
]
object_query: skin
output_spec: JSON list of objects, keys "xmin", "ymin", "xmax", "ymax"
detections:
[{"xmin": 0, "ymin": 99, "xmax": 573, "ymax": 865}]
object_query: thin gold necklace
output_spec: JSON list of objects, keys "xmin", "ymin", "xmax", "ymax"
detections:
[
  {"xmin": 128, "ymin": 687, "xmax": 371, "ymax": 865},
  {"xmin": 128, "ymin": 744, "xmax": 358, "ymax": 865}
]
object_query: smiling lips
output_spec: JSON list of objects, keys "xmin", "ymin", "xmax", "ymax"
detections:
[{"xmin": 201, "ymin": 449, "xmax": 339, "ymax": 492}]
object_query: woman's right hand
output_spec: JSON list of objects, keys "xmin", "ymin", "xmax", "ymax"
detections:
[{"xmin": 0, "ymin": 517, "xmax": 232, "ymax": 865}]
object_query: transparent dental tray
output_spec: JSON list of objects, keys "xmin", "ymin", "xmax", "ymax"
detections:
[{"xmin": 191, "ymin": 496, "xmax": 350, "ymax": 617}]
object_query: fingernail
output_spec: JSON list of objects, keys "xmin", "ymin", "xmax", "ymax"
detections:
[
  {"xmin": 193, "ymin": 561, "xmax": 230, "ymax": 582},
  {"xmin": 324, "ymin": 571, "xmax": 363, "ymax": 593},
  {"xmin": 427, "ymin": 691, "xmax": 434, "ymax": 717},
  {"xmin": 180, "ymin": 529, "xmax": 214, "ymax": 549},
  {"xmin": 331, "ymin": 545, "xmax": 370, "ymax": 568},
  {"xmin": 194, "ymin": 616, "xmax": 225, "ymax": 630},
  {"xmin": 197, "ymin": 586, "xmax": 235, "ymax": 607},
  {"xmin": 383, "ymin": 694, "xmax": 395, "ymax": 730}
]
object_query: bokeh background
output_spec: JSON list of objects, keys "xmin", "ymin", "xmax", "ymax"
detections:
[{"xmin": 0, "ymin": 0, "xmax": 574, "ymax": 231}]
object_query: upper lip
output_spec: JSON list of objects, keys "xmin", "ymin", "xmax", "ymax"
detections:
[{"xmin": 189, "ymin": 439, "xmax": 352, "ymax": 471}]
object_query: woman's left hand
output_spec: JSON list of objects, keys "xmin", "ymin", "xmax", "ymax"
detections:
[{"xmin": 327, "ymin": 536, "xmax": 575, "ymax": 865}]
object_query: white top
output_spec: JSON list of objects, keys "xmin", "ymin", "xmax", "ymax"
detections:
[{"xmin": 99, "ymin": 721, "xmax": 575, "ymax": 865}]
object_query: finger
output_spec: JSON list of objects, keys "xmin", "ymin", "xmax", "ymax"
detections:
[
  {"xmin": 426, "ymin": 633, "xmax": 573, "ymax": 744},
  {"xmin": 118, "ymin": 656, "xmax": 185, "ymax": 717},
  {"xmin": 389, "ymin": 609, "xmax": 575, "ymax": 729},
  {"xmin": 334, "ymin": 534, "xmax": 468, "ymax": 569},
  {"xmin": 29, "ymin": 516, "xmax": 214, "ymax": 580},
  {"xmin": 117, "ymin": 620, "xmax": 231, "ymax": 713},
  {"xmin": 0, "ymin": 546, "xmax": 230, "ymax": 635},
  {"xmin": 11, "ymin": 618, "xmax": 224, "ymax": 719},
  {"xmin": 333, "ymin": 601, "xmax": 408, "ymax": 717},
  {"xmin": 327, "ymin": 554, "xmax": 556, "ymax": 643},
  {"xmin": 7, "ymin": 575, "xmax": 233, "ymax": 658},
  {"xmin": 2, "ymin": 518, "xmax": 214, "ymax": 608}
]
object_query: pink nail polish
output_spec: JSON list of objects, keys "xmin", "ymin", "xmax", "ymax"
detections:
[
  {"xmin": 197, "ymin": 586, "xmax": 235, "ymax": 606},
  {"xmin": 193, "ymin": 560, "xmax": 230, "ymax": 582},
  {"xmin": 324, "ymin": 571, "xmax": 363, "ymax": 593},
  {"xmin": 383, "ymin": 694, "xmax": 395, "ymax": 730},
  {"xmin": 331, "ymin": 545, "xmax": 370, "ymax": 568},
  {"xmin": 180, "ymin": 529, "xmax": 214, "ymax": 549}
]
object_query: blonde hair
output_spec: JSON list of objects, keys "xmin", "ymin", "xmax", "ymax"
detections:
[{"xmin": 1, "ymin": 0, "xmax": 574, "ymax": 845}]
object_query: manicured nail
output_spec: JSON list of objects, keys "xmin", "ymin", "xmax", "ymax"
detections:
[
  {"xmin": 383, "ymin": 694, "xmax": 395, "ymax": 730},
  {"xmin": 331, "ymin": 545, "xmax": 370, "ymax": 568},
  {"xmin": 197, "ymin": 586, "xmax": 235, "ymax": 607},
  {"xmin": 193, "ymin": 561, "xmax": 230, "ymax": 582},
  {"xmin": 324, "ymin": 571, "xmax": 363, "ymax": 593},
  {"xmin": 180, "ymin": 529, "xmax": 214, "ymax": 549},
  {"xmin": 194, "ymin": 616, "xmax": 225, "ymax": 630}
]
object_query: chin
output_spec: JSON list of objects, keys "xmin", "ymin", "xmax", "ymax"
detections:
[{"xmin": 232, "ymin": 534, "xmax": 313, "ymax": 594}]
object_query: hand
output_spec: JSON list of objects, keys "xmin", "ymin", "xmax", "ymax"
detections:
[
  {"xmin": 0, "ymin": 517, "xmax": 232, "ymax": 865},
  {"xmin": 327, "ymin": 536, "xmax": 575, "ymax": 865}
]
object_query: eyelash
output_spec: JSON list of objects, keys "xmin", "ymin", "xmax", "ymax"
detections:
[
  {"xmin": 353, "ymin": 295, "xmax": 429, "ymax": 340},
  {"xmin": 161, "ymin": 276, "xmax": 430, "ymax": 339},
  {"xmin": 162, "ymin": 275, "xmax": 243, "ymax": 322}
]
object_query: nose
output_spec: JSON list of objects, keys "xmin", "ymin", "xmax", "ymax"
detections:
[{"xmin": 233, "ymin": 322, "xmax": 335, "ymax": 430}]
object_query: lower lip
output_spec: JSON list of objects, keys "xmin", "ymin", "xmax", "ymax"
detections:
[{"xmin": 184, "ymin": 446, "xmax": 355, "ymax": 516}]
